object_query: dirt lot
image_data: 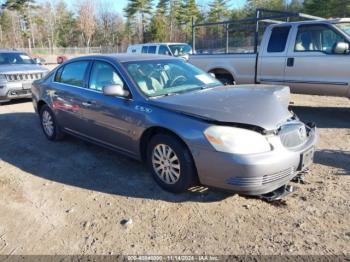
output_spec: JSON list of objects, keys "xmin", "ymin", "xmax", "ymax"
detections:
[{"xmin": 0, "ymin": 94, "xmax": 349, "ymax": 255}]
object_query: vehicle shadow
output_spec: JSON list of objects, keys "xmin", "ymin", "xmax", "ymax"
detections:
[
  {"xmin": 292, "ymin": 105, "xmax": 350, "ymax": 175},
  {"xmin": 291, "ymin": 106, "xmax": 350, "ymax": 128},
  {"xmin": 314, "ymin": 150, "xmax": 350, "ymax": 176},
  {"xmin": 0, "ymin": 112, "xmax": 231, "ymax": 203},
  {"xmin": 0, "ymin": 98, "xmax": 32, "ymax": 106}
]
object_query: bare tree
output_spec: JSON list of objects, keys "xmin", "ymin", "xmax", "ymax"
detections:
[{"xmin": 76, "ymin": 0, "xmax": 97, "ymax": 48}]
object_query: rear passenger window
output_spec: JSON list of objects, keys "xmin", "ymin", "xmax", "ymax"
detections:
[
  {"xmin": 148, "ymin": 46, "xmax": 157, "ymax": 54},
  {"xmin": 56, "ymin": 61, "xmax": 89, "ymax": 87},
  {"xmin": 267, "ymin": 26, "xmax": 291, "ymax": 53},
  {"xmin": 141, "ymin": 46, "xmax": 148, "ymax": 53}
]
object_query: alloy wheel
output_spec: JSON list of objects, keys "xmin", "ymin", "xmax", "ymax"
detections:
[{"xmin": 152, "ymin": 144, "xmax": 181, "ymax": 184}]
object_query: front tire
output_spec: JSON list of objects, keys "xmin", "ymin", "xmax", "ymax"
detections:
[
  {"xmin": 146, "ymin": 134, "xmax": 198, "ymax": 193},
  {"xmin": 39, "ymin": 105, "xmax": 64, "ymax": 141}
]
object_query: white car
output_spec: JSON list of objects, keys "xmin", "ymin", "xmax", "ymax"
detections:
[{"xmin": 127, "ymin": 43, "xmax": 192, "ymax": 60}]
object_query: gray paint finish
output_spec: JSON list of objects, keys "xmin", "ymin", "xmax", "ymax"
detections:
[{"xmin": 32, "ymin": 54, "xmax": 317, "ymax": 195}]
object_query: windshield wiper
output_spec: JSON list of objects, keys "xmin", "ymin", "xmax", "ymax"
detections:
[{"xmin": 151, "ymin": 92, "xmax": 178, "ymax": 98}]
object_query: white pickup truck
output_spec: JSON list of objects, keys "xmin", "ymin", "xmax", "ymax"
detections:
[{"xmin": 189, "ymin": 17, "xmax": 350, "ymax": 98}]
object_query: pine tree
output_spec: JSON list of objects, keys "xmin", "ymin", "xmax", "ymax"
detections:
[
  {"xmin": 124, "ymin": 0, "xmax": 153, "ymax": 43},
  {"xmin": 303, "ymin": 0, "xmax": 330, "ymax": 18},
  {"xmin": 208, "ymin": 0, "xmax": 230, "ymax": 22},
  {"xmin": 147, "ymin": 0, "xmax": 169, "ymax": 41},
  {"xmin": 177, "ymin": 0, "xmax": 201, "ymax": 40}
]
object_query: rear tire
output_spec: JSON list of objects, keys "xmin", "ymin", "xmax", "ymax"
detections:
[
  {"xmin": 39, "ymin": 105, "xmax": 64, "ymax": 141},
  {"xmin": 146, "ymin": 134, "xmax": 198, "ymax": 193}
]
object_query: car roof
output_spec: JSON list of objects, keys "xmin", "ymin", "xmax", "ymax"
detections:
[
  {"xmin": 271, "ymin": 18, "xmax": 350, "ymax": 27},
  {"xmin": 128, "ymin": 43, "xmax": 189, "ymax": 47},
  {"xmin": 0, "ymin": 49, "xmax": 26, "ymax": 54},
  {"xmin": 68, "ymin": 54, "xmax": 179, "ymax": 63}
]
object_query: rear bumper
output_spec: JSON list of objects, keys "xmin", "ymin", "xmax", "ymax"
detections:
[{"xmin": 191, "ymin": 127, "xmax": 317, "ymax": 195}]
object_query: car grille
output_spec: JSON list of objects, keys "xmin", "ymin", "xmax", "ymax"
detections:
[
  {"xmin": 7, "ymin": 89, "xmax": 31, "ymax": 97},
  {"xmin": 226, "ymin": 167, "xmax": 294, "ymax": 187},
  {"xmin": 262, "ymin": 167, "xmax": 294, "ymax": 185},
  {"xmin": 4, "ymin": 73, "xmax": 43, "ymax": 82},
  {"xmin": 279, "ymin": 121, "xmax": 308, "ymax": 148}
]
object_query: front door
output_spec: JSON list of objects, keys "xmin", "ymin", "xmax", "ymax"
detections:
[
  {"xmin": 284, "ymin": 24, "xmax": 350, "ymax": 96},
  {"xmin": 78, "ymin": 60, "xmax": 136, "ymax": 155}
]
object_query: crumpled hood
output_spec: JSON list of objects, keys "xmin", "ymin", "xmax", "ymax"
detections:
[
  {"xmin": 0, "ymin": 64, "xmax": 48, "ymax": 73},
  {"xmin": 151, "ymin": 85, "xmax": 292, "ymax": 131}
]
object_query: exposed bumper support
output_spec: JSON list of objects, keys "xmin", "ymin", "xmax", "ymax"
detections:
[{"xmin": 259, "ymin": 184, "xmax": 294, "ymax": 202}]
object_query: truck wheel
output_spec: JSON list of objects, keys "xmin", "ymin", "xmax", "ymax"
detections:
[
  {"xmin": 146, "ymin": 134, "xmax": 198, "ymax": 193},
  {"xmin": 217, "ymin": 75, "xmax": 235, "ymax": 85},
  {"xmin": 39, "ymin": 105, "xmax": 64, "ymax": 141}
]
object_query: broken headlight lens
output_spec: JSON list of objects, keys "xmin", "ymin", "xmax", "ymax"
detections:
[{"xmin": 204, "ymin": 126, "xmax": 271, "ymax": 155}]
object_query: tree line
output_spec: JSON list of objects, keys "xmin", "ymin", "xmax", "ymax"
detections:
[{"xmin": 0, "ymin": 0, "xmax": 349, "ymax": 50}]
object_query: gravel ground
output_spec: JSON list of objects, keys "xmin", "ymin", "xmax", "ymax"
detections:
[{"xmin": 0, "ymin": 94, "xmax": 349, "ymax": 255}]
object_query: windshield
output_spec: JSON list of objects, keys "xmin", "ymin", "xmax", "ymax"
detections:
[
  {"xmin": 335, "ymin": 22, "xmax": 350, "ymax": 37},
  {"xmin": 168, "ymin": 44, "xmax": 192, "ymax": 56},
  {"xmin": 123, "ymin": 59, "xmax": 222, "ymax": 97},
  {"xmin": 0, "ymin": 52, "xmax": 35, "ymax": 65}
]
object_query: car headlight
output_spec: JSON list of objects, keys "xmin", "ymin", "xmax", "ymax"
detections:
[{"xmin": 204, "ymin": 126, "xmax": 271, "ymax": 155}]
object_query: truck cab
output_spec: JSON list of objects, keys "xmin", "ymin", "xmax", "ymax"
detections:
[
  {"xmin": 127, "ymin": 43, "xmax": 193, "ymax": 60},
  {"xmin": 189, "ymin": 10, "xmax": 350, "ymax": 98},
  {"xmin": 258, "ymin": 19, "xmax": 350, "ymax": 97}
]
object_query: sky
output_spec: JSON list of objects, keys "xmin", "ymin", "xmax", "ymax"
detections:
[
  {"xmin": 0, "ymin": 0, "xmax": 247, "ymax": 15},
  {"xmin": 63, "ymin": 0, "xmax": 247, "ymax": 14}
]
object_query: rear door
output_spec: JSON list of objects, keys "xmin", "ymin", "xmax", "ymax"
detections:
[
  {"xmin": 284, "ymin": 24, "xmax": 350, "ymax": 96},
  {"xmin": 51, "ymin": 60, "xmax": 90, "ymax": 133},
  {"xmin": 258, "ymin": 25, "xmax": 292, "ymax": 84}
]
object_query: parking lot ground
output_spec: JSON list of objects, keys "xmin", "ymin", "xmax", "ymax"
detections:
[{"xmin": 0, "ymin": 95, "xmax": 349, "ymax": 255}]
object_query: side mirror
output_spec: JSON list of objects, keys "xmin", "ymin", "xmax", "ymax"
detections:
[
  {"xmin": 334, "ymin": 42, "xmax": 349, "ymax": 54},
  {"xmin": 103, "ymin": 85, "xmax": 130, "ymax": 98},
  {"xmin": 180, "ymin": 54, "xmax": 189, "ymax": 61}
]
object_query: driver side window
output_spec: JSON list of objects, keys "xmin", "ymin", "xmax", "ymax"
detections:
[
  {"xmin": 295, "ymin": 25, "xmax": 345, "ymax": 54},
  {"xmin": 89, "ymin": 61, "xmax": 124, "ymax": 91}
]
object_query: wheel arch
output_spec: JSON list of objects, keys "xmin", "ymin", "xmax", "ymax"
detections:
[
  {"xmin": 207, "ymin": 67, "xmax": 236, "ymax": 82},
  {"xmin": 37, "ymin": 100, "xmax": 47, "ymax": 113},
  {"xmin": 139, "ymin": 126, "xmax": 192, "ymax": 163}
]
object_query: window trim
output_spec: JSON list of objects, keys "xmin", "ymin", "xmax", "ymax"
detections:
[
  {"xmin": 267, "ymin": 26, "xmax": 291, "ymax": 53},
  {"xmin": 53, "ymin": 60, "xmax": 91, "ymax": 88},
  {"xmin": 294, "ymin": 23, "xmax": 349, "ymax": 55}
]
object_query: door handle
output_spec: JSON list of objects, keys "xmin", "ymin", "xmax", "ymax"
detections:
[
  {"xmin": 82, "ymin": 101, "xmax": 95, "ymax": 107},
  {"xmin": 287, "ymin": 57, "xmax": 294, "ymax": 67}
]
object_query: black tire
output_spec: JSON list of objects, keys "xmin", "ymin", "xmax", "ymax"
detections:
[
  {"xmin": 214, "ymin": 73, "xmax": 235, "ymax": 85},
  {"xmin": 146, "ymin": 133, "xmax": 198, "ymax": 193},
  {"xmin": 39, "ymin": 105, "xmax": 64, "ymax": 141}
]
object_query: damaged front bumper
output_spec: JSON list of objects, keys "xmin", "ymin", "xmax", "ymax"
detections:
[{"xmin": 191, "ymin": 125, "xmax": 317, "ymax": 198}]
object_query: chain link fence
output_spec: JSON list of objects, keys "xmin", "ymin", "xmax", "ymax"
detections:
[{"xmin": 19, "ymin": 46, "xmax": 127, "ymax": 56}]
